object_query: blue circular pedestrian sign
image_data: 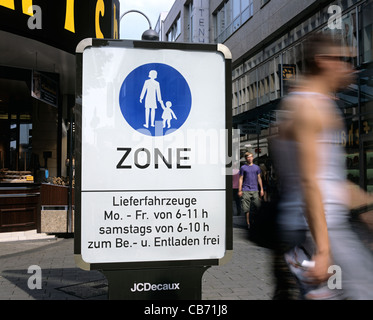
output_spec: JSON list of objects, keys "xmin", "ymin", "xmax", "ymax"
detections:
[{"xmin": 119, "ymin": 63, "xmax": 192, "ymax": 136}]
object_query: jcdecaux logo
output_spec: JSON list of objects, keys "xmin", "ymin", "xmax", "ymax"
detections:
[{"xmin": 119, "ymin": 63, "xmax": 192, "ymax": 137}]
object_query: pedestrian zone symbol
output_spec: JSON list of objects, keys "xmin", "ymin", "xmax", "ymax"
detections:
[{"xmin": 119, "ymin": 63, "xmax": 192, "ymax": 137}]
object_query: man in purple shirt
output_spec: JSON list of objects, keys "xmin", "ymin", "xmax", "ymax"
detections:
[{"xmin": 238, "ymin": 152, "xmax": 264, "ymax": 228}]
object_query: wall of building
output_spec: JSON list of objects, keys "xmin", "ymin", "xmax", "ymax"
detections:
[
  {"xmin": 211, "ymin": 0, "xmax": 332, "ymax": 64},
  {"xmin": 163, "ymin": 0, "xmax": 186, "ymax": 42},
  {"xmin": 163, "ymin": 0, "xmax": 211, "ymax": 43},
  {"xmin": 160, "ymin": 0, "xmax": 373, "ymax": 189}
]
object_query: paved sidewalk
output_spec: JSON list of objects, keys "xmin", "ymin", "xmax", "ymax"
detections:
[
  {"xmin": 203, "ymin": 227, "xmax": 274, "ymax": 300},
  {"xmin": 0, "ymin": 217, "xmax": 275, "ymax": 300}
]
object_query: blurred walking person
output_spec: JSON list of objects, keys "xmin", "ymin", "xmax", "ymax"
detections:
[{"xmin": 271, "ymin": 31, "xmax": 373, "ymax": 299}]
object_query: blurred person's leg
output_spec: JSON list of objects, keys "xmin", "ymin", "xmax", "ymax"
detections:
[
  {"xmin": 329, "ymin": 227, "xmax": 373, "ymax": 299},
  {"xmin": 272, "ymin": 229, "xmax": 306, "ymax": 300},
  {"xmin": 242, "ymin": 191, "xmax": 252, "ymax": 228}
]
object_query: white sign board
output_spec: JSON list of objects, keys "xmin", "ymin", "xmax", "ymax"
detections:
[{"xmin": 76, "ymin": 40, "xmax": 232, "ymax": 267}]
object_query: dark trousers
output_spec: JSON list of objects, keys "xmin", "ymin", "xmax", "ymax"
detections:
[{"xmin": 233, "ymin": 189, "xmax": 242, "ymax": 215}]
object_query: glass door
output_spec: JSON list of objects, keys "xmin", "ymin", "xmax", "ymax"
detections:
[{"xmin": 0, "ymin": 78, "xmax": 33, "ymax": 173}]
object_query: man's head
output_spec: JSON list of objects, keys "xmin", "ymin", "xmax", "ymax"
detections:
[{"xmin": 244, "ymin": 152, "xmax": 254, "ymax": 164}]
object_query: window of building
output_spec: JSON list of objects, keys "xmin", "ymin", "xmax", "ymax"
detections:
[
  {"xmin": 233, "ymin": 0, "xmax": 240, "ymax": 19},
  {"xmin": 232, "ymin": 0, "xmax": 241, "ymax": 32},
  {"xmin": 214, "ymin": 0, "xmax": 254, "ymax": 43},
  {"xmin": 233, "ymin": 0, "xmax": 366, "ymax": 116},
  {"xmin": 233, "ymin": 92, "xmax": 239, "ymax": 115},
  {"xmin": 216, "ymin": 8, "xmax": 225, "ymax": 36},
  {"xmin": 260, "ymin": 0, "xmax": 270, "ymax": 8},
  {"xmin": 234, "ymin": 0, "xmax": 372, "ymax": 176},
  {"xmin": 188, "ymin": 1, "xmax": 194, "ymax": 42},
  {"xmin": 167, "ymin": 16, "xmax": 181, "ymax": 42}
]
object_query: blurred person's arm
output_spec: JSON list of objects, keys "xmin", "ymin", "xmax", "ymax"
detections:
[{"xmin": 347, "ymin": 181, "xmax": 373, "ymax": 209}]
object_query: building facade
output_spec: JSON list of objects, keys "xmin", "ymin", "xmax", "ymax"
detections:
[
  {"xmin": 0, "ymin": 0, "xmax": 120, "ymax": 233},
  {"xmin": 162, "ymin": 0, "xmax": 373, "ymax": 192}
]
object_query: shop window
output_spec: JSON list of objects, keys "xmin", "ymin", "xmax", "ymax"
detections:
[
  {"xmin": 359, "ymin": 61, "xmax": 373, "ymax": 190},
  {"xmin": 362, "ymin": 1, "xmax": 373, "ymax": 63},
  {"xmin": 360, "ymin": 63, "xmax": 373, "ymax": 114},
  {"xmin": 342, "ymin": 10, "xmax": 358, "ymax": 67},
  {"xmin": 0, "ymin": 78, "xmax": 33, "ymax": 173},
  {"xmin": 345, "ymin": 148, "xmax": 360, "ymax": 186},
  {"xmin": 363, "ymin": 139, "xmax": 373, "ymax": 192}
]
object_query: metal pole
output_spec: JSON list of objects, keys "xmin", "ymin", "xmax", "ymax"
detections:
[
  {"xmin": 256, "ymin": 120, "xmax": 260, "ymax": 163},
  {"xmin": 119, "ymin": 10, "xmax": 159, "ymax": 41},
  {"xmin": 67, "ymin": 106, "xmax": 73, "ymax": 233},
  {"xmin": 120, "ymin": 10, "xmax": 152, "ymax": 29}
]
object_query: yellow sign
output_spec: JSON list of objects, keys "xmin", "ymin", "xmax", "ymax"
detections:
[
  {"xmin": 282, "ymin": 65, "xmax": 296, "ymax": 80},
  {"xmin": 0, "ymin": 0, "xmax": 120, "ymax": 53}
]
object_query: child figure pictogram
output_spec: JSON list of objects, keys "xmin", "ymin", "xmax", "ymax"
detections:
[{"xmin": 161, "ymin": 101, "xmax": 177, "ymax": 128}]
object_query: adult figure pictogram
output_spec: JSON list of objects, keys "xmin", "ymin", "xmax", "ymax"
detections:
[
  {"xmin": 139, "ymin": 70, "xmax": 163, "ymax": 128},
  {"xmin": 119, "ymin": 63, "xmax": 192, "ymax": 137}
]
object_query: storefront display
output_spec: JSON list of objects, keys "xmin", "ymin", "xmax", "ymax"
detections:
[
  {"xmin": 0, "ymin": 170, "xmax": 33, "ymax": 183},
  {"xmin": 0, "ymin": 0, "xmax": 119, "ymax": 233}
]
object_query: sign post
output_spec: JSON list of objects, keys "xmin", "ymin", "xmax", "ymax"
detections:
[{"xmin": 75, "ymin": 39, "xmax": 232, "ymax": 299}]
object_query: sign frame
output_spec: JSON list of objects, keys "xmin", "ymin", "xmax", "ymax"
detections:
[{"xmin": 74, "ymin": 39, "xmax": 233, "ymax": 271}]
